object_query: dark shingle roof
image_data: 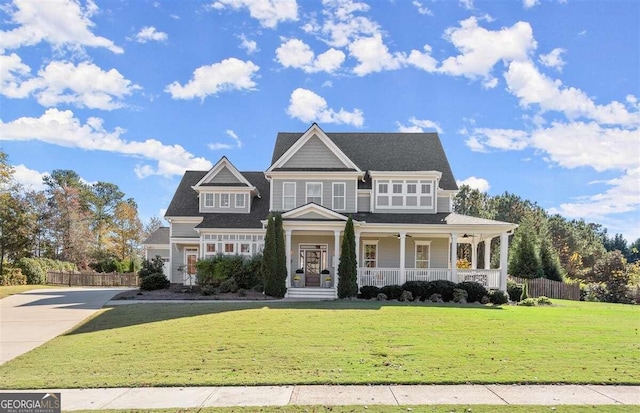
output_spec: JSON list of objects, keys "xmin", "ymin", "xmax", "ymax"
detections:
[
  {"xmin": 351, "ymin": 213, "xmax": 450, "ymax": 225},
  {"xmin": 272, "ymin": 132, "xmax": 458, "ymax": 191},
  {"xmin": 142, "ymin": 227, "xmax": 170, "ymax": 245},
  {"xmin": 165, "ymin": 171, "xmax": 269, "ymax": 229}
]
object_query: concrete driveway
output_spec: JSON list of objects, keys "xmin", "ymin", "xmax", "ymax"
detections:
[{"xmin": 0, "ymin": 287, "xmax": 131, "ymax": 365}]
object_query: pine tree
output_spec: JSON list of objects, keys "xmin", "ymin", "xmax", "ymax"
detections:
[
  {"xmin": 261, "ymin": 214, "xmax": 277, "ymax": 296},
  {"xmin": 509, "ymin": 216, "xmax": 543, "ymax": 278},
  {"xmin": 337, "ymin": 216, "xmax": 358, "ymax": 298},
  {"xmin": 273, "ymin": 212, "xmax": 287, "ymax": 297},
  {"xmin": 540, "ymin": 237, "xmax": 564, "ymax": 281}
]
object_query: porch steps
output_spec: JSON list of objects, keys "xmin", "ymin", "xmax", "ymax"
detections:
[{"xmin": 285, "ymin": 287, "xmax": 336, "ymax": 300}]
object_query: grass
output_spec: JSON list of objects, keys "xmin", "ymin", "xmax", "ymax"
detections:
[
  {"xmin": 0, "ymin": 284, "xmax": 62, "ymax": 299},
  {"xmin": 0, "ymin": 299, "xmax": 638, "ymax": 389},
  {"xmin": 69, "ymin": 406, "xmax": 638, "ymax": 413}
]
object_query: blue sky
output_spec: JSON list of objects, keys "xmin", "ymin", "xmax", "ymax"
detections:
[{"xmin": 1, "ymin": 0, "xmax": 638, "ymax": 240}]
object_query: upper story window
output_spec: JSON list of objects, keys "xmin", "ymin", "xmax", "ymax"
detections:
[
  {"xmin": 333, "ymin": 183, "xmax": 345, "ymax": 210},
  {"xmin": 283, "ymin": 182, "xmax": 296, "ymax": 210},
  {"xmin": 376, "ymin": 179, "xmax": 434, "ymax": 209},
  {"xmin": 204, "ymin": 193, "xmax": 214, "ymax": 207},
  {"xmin": 236, "ymin": 193, "xmax": 246, "ymax": 208},
  {"xmin": 220, "ymin": 193, "xmax": 230, "ymax": 208},
  {"xmin": 306, "ymin": 182, "xmax": 322, "ymax": 205}
]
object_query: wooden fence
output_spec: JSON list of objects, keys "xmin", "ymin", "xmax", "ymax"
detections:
[
  {"xmin": 510, "ymin": 276, "xmax": 580, "ymax": 301},
  {"xmin": 47, "ymin": 271, "xmax": 139, "ymax": 287}
]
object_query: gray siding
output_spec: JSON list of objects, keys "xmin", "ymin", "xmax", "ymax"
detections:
[
  {"xmin": 146, "ymin": 248, "xmax": 169, "ymax": 259},
  {"xmin": 359, "ymin": 237, "xmax": 449, "ymax": 268},
  {"xmin": 357, "ymin": 194, "xmax": 370, "ymax": 212},
  {"xmin": 272, "ymin": 179, "xmax": 356, "ymax": 212},
  {"xmin": 172, "ymin": 222, "xmax": 199, "ymax": 238},
  {"xmin": 200, "ymin": 192, "xmax": 250, "ymax": 213},
  {"xmin": 437, "ymin": 196, "xmax": 451, "ymax": 213},
  {"xmin": 171, "ymin": 246, "xmax": 184, "ymax": 283},
  {"xmin": 282, "ymin": 135, "xmax": 346, "ymax": 168},
  {"xmin": 207, "ymin": 166, "xmax": 243, "ymax": 184}
]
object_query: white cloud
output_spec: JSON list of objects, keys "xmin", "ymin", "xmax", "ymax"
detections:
[
  {"xmin": 459, "ymin": 0, "xmax": 474, "ymax": 10},
  {"xmin": 211, "ymin": 0, "xmax": 298, "ymax": 28},
  {"xmin": 439, "ymin": 17, "xmax": 537, "ymax": 87},
  {"xmin": 0, "ymin": 0, "xmax": 123, "ymax": 54},
  {"xmin": 239, "ymin": 34, "xmax": 258, "ymax": 54},
  {"xmin": 523, "ymin": 0, "xmax": 540, "ymax": 8},
  {"xmin": 406, "ymin": 44, "xmax": 438, "ymax": 72},
  {"xmin": 165, "ymin": 58, "xmax": 259, "ymax": 100},
  {"xmin": 457, "ymin": 176, "xmax": 491, "ymax": 193},
  {"xmin": 412, "ymin": 0, "xmax": 433, "ymax": 16},
  {"xmin": 539, "ymin": 48, "xmax": 566, "ymax": 71},
  {"xmin": 209, "ymin": 129, "xmax": 243, "ymax": 150},
  {"xmin": 349, "ymin": 34, "xmax": 405, "ymax": 76},
  {"xmin": 464, "ymin": 128, "xmax": 530, "ymax": 152},
  {"xmin": 12, "ymin": 164, "xmax": 48, "ymax": 191},
  {"xmin": 275, "ymin": 38, "xmax": 345, "ymax": 73},
  {"xmin": 0, "ymin": 108, "xmax": 212, "ymax": 178},
  {"xmin": 505, "ymin": 60, "xmax": 640, "ymax": 125},
  {"xmin": 287, "ymin": 88, "xmax": 364, "ymax": 127},
  {"xmin": 207, "ymin": 143, "xmax": 234, "ymax": 150},
  {"xmin": 0, "ymin": 53, "xmax": 31, "ymax": 98},
  {"xmin": 135, "ymin": 26, "xmax": 168, "ymax": 43},
  {"xmin": 314, "ymin": 0, "xmax": 380, "ymax": 48},
  {"xmin": 10, "ymin": 60, "xmax": 139, "ymax": 110},
  {"xmin": 397, "ymin": 117, "xmax": 443, "ymax": 134}
]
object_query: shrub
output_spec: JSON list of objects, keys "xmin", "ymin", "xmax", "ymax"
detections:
[
  {"xmin": 480, "ymin": 295, "xmax": 490, "ymax": 304},
  {"xmin": 401, "ymin": 281, "xmax": 429, "ymax": 301},
  {"xmin": 140, "ymin": 273, "xmax": 170, "ymax": 290},
  {"xmin": 453, "ymin": 288, "xmax": 468, "ymax": 303},
  {"xmin": 376, "ymin": 293, "xmax": 387, "ymax": 301},
  {"xmin": 196, "ymin": 255, "xmax": 246, "ymax": 287},
  {"xmin": 218, "ymin": 277, "xmax": 239, "ymax": 293},
  {"xmin": 455, "ymin": 281, "xmax": 488, "ymax": 303},
  {"xmin": 1, "ymin": 267, "xmax": 27, "ymax": 286},
  {"xmin": 426, "ymin": 280, "xmax": 456, "ymax": 302},
  {"xmin": 359, "ymin": 285, "xmax": 381, "ymax": 300},
  {"xmin": 507, "ymin": 280, "xmax": 523, "ymax": 302},
  {"xmin": 237, "ymin": 288, "xmax": 247, "ymax": 297},
  {"xmin": 536, "ymin": 296, "xmax": 553, "ymax": 306},
  {"xmin": 235, "ymin": 254, "xmax": 262, "ymax": 290},
  {"xmin": 380, "ymin": 285, "xmax": 403, "ymax": 300},
  {"xmin": 489, "ymin": 290, "xmax": 509, "ymax": 305},
  {"xmin": 139, "ymin": 256, "xmax": 164, "ymax": 278},
  {"xmin": 521, "ymin": 282, "xmax": 529, "ymax": 301},
  {"xmin": 399, "ymin": 290, "xmax": 414, "ymax": 302},
  {"xmin": 428, "ymin": 293, "xmax": 443, "ymax": 303},
  {"xmin": 519, "ymin": 298, "xmax": 537, "ymax": 306},
  {"xmin": 200, "ymin": 285, "xmax": 216, "ymax": 296}
]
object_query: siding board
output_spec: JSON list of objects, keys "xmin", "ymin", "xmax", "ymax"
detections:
[{"xmin": 282, "ymin": 135, "xmax": 346, "ymax": 168}]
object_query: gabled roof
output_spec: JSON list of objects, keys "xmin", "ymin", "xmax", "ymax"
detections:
[
  {"xmin": 142, "ymin": 227, "xmax": 169, "ymax": 245},
  {"xmin": 282, "ymin": 203, "xmax": 349, "ymax": 221},
  {"xmin": 272, "ymin": 130, "xmax": 458, "ymax": 190},
  {"xmin": 165, "ymin": 171, "xmax": 269, "ymax": 229},
  {"xmin": 193, "ymin": 156, "xmax": 255, "ymax": 190}
]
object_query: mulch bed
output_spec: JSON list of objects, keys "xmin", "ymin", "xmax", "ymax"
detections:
[{"xmin": 113, "ymin": 287, "xmax": 276, "ymax": 301}]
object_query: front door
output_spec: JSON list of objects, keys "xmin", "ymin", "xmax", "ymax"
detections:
[
  {"xmin": 184, "ymin": 248, "xmax": 198, "ymax": 286},
  {"xmin": 304, "ymin": 250, "xmax": 321, "ymax": 287}
]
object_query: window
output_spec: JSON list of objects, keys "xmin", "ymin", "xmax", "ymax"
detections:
[
  {"xmin": 333, "ymin": 183, "xmax": 345, "ymax": 210},
  {"xmin": 236, "ymin": 193, "xmax": 246, "ymax": 208},
  {"xmin": 363, "ymin": 242, "xmax": 378, "ymax": 268},
  {"xmin": 376, "ymin": 179, "xmax": 434, "ymax": 209},
  {"xmin": 224, "ymin": 243, "xmax": 235, "ymax": 253},
  {"xmin": 206, "ymin": 243, "xmax": 216, "ymax": 253},
  {"xmin": 415, "ymin": 242, "xmax": 431, "ymax": 268},
  {"xmin": 283, "ymin": 182, "xmax": 296, "ymax": 210},
  {"xmin": 204, "ymin": 193, "xmax": 214, "ymax": 207},
  {"xmin": 220, "ymin": 193, "xmax": 230, "ymax": 208},
  {"xmin": 240, "ymin": 243, "xmax": 250, "ymax": 254},
  {"xmin": 306, "ymin": 182, "xmax": 322, "ymax": 205}
]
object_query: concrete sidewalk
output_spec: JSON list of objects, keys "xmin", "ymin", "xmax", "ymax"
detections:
[
  {"xmin": 0, "ymin": 287, "xmax": 132, "ymax": 365},
  {"xmin": 1, "ymin": 385, "xmax": 638, "ymax": 410}
]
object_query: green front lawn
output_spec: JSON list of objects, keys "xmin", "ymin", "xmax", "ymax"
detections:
[
  {"xmin": 0, "ymin": 300, "xmax": 638, "ymax": 388},
  {"xmin": 0, "ymin": 285, "xmax": 62, "ymax": 299}
]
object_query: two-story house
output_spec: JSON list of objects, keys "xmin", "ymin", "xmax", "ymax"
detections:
[{"xmin": 145, "ymin": 123, "xmax": 517, "ymax": 299}]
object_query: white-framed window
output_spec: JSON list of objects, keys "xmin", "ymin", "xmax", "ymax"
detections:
[
  {"xmin": 306, "ymin": 182, "xmax": 322, "ymax": 205},
  {"xmin": 224, "ymin": 243, "xmax": 235, "ymax": 254},
  {"xmin": 236, "ymin": 193, "xmax": 246, "ymax": 208},
  {"xmin": 240, "ymin": 243, "xmax": 251, "ymax": 254},
  {"xmin": 415, "ymin": 241, "xmax": 431, "ymax": 269},
  {"xmin": 333, "ymin": 182, "xmax": 345, "ymax": 211},
  {"xmin": 363, "ymin": 241, "xmax": 378, "ymax": 268},
  {"xmin": 220, "ymin": 193, "xmax": 230, "ymax": 208},
  {"xmin": 204, "ymin": 193, "xmax": 214, "ymax": 207},
  {"xmin": 283, "ymin": 182, "xmax": 296, "ymax": 210},
  {"xmin": 376, "ymin": 179, "xmax": 434, "ymax": 209},
  {"xmin": 205, "ymin": 243, "xmax": 216, "ymax": 254}
]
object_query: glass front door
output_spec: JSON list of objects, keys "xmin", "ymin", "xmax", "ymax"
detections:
[{"xmin": 299, "ymin": 244, "xmax": 328, "ymax": 288}]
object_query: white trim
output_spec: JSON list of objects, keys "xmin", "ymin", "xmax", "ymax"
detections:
[
  {"xmin": 375, "ymin": 179, "xmax": 435, "ymax": 209},
  {"xmin": 220, "ymin": 193, "xmax": 230, "ymax": 208},
  {"xmin": 165, "ymin": 217, "xmax": 203, "ymax": 224},
  {"xmin": 281, "ymin": 203, "xmax": 348, "ymax": 221},
  {"xmin": 306, "ymin": 182, "xmax": 323, "ymax": 205},
  {"xmin": 362, "ymin": 240, "xmax": 379, "ymax": 268},
  {"xmin": 332, "ymin": 182, "xmax": 346, "ymax": 211},
  {"xmin": 193, "ymin": 156, "xmax": 255, "ymax": 190},
  {"xmin": 267, "ymin": 123, "xmax": 362, "ymax": 173},
  {"xmin": 414, "ymin": 240, "xmax": 432, "ymax": 269},
  {"xmin": 283, "ymin": 181, "xmax": 296, "ymax": 210},
  {"xmin": 369, "ymin": 170, "xmax": 442, "ymax": 179},
  {"xmin": 235, "ymin": 193, "xmax": 246, "ymax": 208},
  {"xmin": 266, "ymin": 171, "xmax": 362, "ymax": 180},
  {"xmin": 204, "ymin": 192, "xmax": 215, "ymax": 208}
]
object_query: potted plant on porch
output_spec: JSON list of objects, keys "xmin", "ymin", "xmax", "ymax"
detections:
[
  {"xmin": 293, "ymin": 269, "xmax": 304, "ymax": 287},
  {"xmin": 321, "ymin": 269, "xmax": 332, "ymax": 288}
]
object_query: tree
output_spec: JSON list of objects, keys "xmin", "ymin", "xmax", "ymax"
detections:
[
  {"xmin": 273, "ymin": 212, "xmax": 287, "ymax": 297},
  {"xmin": 337, "ymin": 216, "xmax": 358, "ymax": 298},
  {"xmin": 508, "ymin": 215, "xmax": 543, "ymax": 279},
  {"xmin": 143, "ymin": 216, "xmax": 164, "ymax": 241},
  {"xmin": 261, "ymin": 214, "xmax": 279, "ymax": 297},
  {"xmin": 89, "ymin": 182, "xmax": 124, "ymax": 252},
  {"xmin": 539, "ymin": 237, "xmax": 564, "ymax": 281},
  {"xmin": 0, "ymin": 191, "xmax": 33, "ymax": 275},
  {"xmin": 592, "ymin": 251, "xmax": 631, "ymax": 303},
  {"xmin": 110, "ymin": 199, "xmax": 143, "ymax": 261}
]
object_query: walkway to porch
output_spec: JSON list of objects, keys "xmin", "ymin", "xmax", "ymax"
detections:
[{"xmin": 357, "ymin": 268, "xmax": 501, "ymax": 289}]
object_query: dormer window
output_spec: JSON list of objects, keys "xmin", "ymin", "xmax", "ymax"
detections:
[
  {"xmin": 306, "ymin": 182, "xmax": 322, "ymax": 205},
  {"xmin": 376, "ymin": 179, "xmax": 434, "ymax": 209},
  {"xmin": 204, "ymin": 193, "xmax": 214, "ymax": 207},
  {"xmin": 236, "ymin": 193, "xmax": 246, "ymax": 208},
  {"xmin": 220, "ymin": 193, "xmax": 230, "ymax": 208}
]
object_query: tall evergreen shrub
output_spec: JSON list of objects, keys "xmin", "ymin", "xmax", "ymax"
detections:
[
  {"xmin": 273, "ymin": 212, "xmax": 287, "ymax": 297},
  {"xmin": 337, "ymin": 216, "xmax": 358, "ymax": 298}
]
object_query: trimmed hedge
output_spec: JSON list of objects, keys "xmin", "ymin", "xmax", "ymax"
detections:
[
  {"xmin": 489, "ymin": 289, "xmax": 509, "ymax": 305},
  {"xmin": 140, "ymin": 273, "xmax": 170, "ymax": 290},
  {"xmin": 380, "ymin": 285, "xmax": 403, "ymax": 300},
  {"xmin": 455, "ymin": 281, "xmax": 488, "ymax": 303},
  {"xmin": 16, "ymin": 258, "xmax": 77, "ymax": 284},
  {"xmin": 425, "ymin": 280, "xmax": 456, "ymax": 302},
  {"xmin": 1, "ymin": 267, "xmax": 27, "ymax": 286},
  {"xmin": 359, "ymin": 285, "xmax": 381, "ymax": 299},
  {"xmin": 401, "ymin": 281, "xmax": 429, "ymax": 301}
]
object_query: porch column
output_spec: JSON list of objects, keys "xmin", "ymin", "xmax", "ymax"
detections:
[
  {"xmin": 399, "ymin": 231, "xmax": 406, "ymax": 285},
  {"xmin": 285, "ymin": 229, "xmax": 292, "ymax": 288},
  {"xmin": 355, "ymin": 231, "xmax": 361, "ymax": 267},
  {"xmin": 450, "ymin": 232, "xmax": 458, "ymax": 283},
  {"xmin": 499, "ymin": 232, "xmax": 509, "ymax": 291},
  {"xmin": 471, "ymin": 239, "xmax": 478, "ymax": 269},
  {"xmin": 334, "ymin": 229, "xmax": 341, "ymax": 279},
  {"xmin": 484, "ymin": 239, "xmax": 492, "ymax": 269}
]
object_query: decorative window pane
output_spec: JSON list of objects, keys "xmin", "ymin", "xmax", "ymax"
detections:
[
  {"xmin": 415, "ymin": 244, "xmax": 430, "ymax": 269},
  {"xmin": 421, "ymin": 183, "xmax": 431, "ymax": 194},
  {"xmin": 391, "ymin": 196, "xmax": 403, "ymax": 206},
  {"xmin": 407, "ymin": 183, "xmax": 417, "ymax": 194},
  {"xmin": 206, "ymin": 244, "xmax": 216, "ymax": 253},
  {"xmin": 224, "ymin": 243, "xmax": 235, "ymax": 253},
  {"xmin": 378, "ymin": 182, "xmax": 388, "ymax": 194},
  {"xmin": 204, "ymin": 193, "xmax": 214, "ymax": 207},
  {"xmin": 236, "ymin": 193, "xmax": 245, "ymax": 208},
  {"xmin": 306, "ymin": 182, "xmax": 322, "ymax": 204},
  {"xmin": 283, "ymin": 182, "xmax": 295, "ymax": 210},
  {"xmin": 240, "ymin": 243, "xmax": 250, "ymax": 254},
  {"xmin": 420, "ymin": 196, "xmax": 432, "ymax": 207},
  {"xmin": 333, "ymin": 183, "xmax": 345, "ymax": 210},
  {"xmin": 364, "ymin": 243, "xmax": 377, "ymax": 268},
  {"xmin": 392, "ymin": 183, "xmax": 403, "ymax": 194},
  {"xmin": 220, "ymin": 193, "xmax": 230, "ymax": 207},
  {"xmin": 377, "ymin": 196, "xmax": 389, "ymax": 206},
  {"xmin": 406, "ymin": 196, "xmax": 418, "ymax": 207}
]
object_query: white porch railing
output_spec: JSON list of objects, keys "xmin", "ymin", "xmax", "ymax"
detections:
[
  {"xmin": 405, "ymin": 268, "xmax": 451, "ymax": 282},
  {"xmin": 357, "ymin": 268, "xmax": 402, "ymax": 287},
  {"xmin": 457, "ymin": 269, "xmax": 501, "ymax": 289}
]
